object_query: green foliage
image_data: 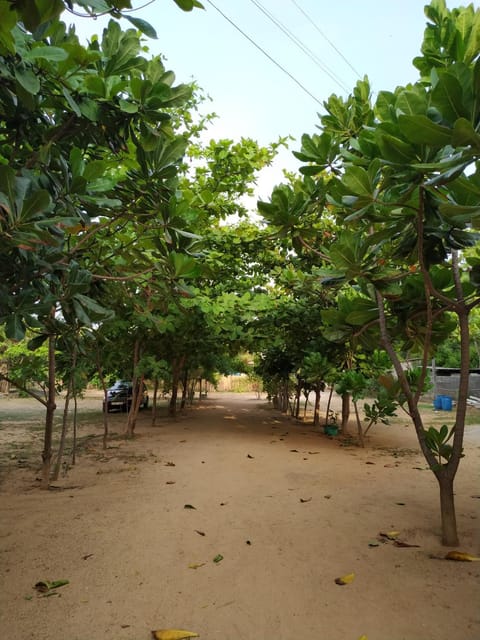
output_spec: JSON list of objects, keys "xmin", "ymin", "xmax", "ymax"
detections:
[
  {"xmin": 424, "ymin": 424, "xmax": 461, "ymax": 467},
  {"xmin": 1, "ymin": 338, "xmax": 49, "ymax": 393}
]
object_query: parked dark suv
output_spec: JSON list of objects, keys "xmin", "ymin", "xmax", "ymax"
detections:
[{"xmin": 103, "ymin": 380, "xmax": 149, "ymax": 412}]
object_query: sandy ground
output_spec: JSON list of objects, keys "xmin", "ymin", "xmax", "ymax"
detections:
[{"xmin": 0, "ymin": 391, "xmax": 479, "ymax": 640}]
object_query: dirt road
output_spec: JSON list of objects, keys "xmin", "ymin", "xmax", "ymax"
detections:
[{"xmin": 0, "ymin": 392, "xmax": 479, "ymax": 640}]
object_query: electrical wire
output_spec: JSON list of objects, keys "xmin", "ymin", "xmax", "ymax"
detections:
[
  {"xmin": 248, "ymin": 0, "xmax": 350, "ymax": 93},
  {"xmin": 289, "ymin": 0, "xmax": 362, "ymax": 80},
  {"xmin": 205, "ymin": 0, "xmax": 324, "ymax": 106}
]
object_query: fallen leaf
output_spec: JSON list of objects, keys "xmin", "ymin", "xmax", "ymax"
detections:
[
  {"xmin": 194, "ymin": 530, "xmax": 205, "ymax": 536},
  {"xmin": 184, "ymin": 504, "xmax": 196, "ymax": 510},
  {"xmin": 395, "ymin": 502, "xmax": 406, "ymax": 506},
  {"xmin": 394, "ymin": 540, "xmax": 420, "ymax": 548},
  {"xmin": 152, "ymin": 630, "xmax": 199, "ymax": 640},
  {"xmin": 82, "ymin": 554, "xmax": 94, "ymax": 560},
  {"xmin": 247, "ymin": 454, "xmax": 254, "ymax": 459},
  {"xmin": 308, "ymin": 451, "xmax": 320, "ymax": 455},
  {"xmin": 188, "ymin": 563, "xmax": 205, "ymax": 570},
  {"xmin": 358, "ymin": 636, "xmax": 368, "ymax": 640},
  {"xmin": 380, "ymin": 531, "xmax": 400, "ymax": 540},
  {"xmin": 165, "ymin": 462, "xmax": 176, "ymax": 467},
  {"xmin": 445, "ymin": 551, "xmax": 480, "ymax": 562},
  {"xmin": 213, "ymin": 554, "xmax": 224, "ymax": 563},
  {"xmin": 34, "ymin": 579, "xmax": 69, "ymax": 593},
  {"xmin": 365, "ymin": 461, "xmax": 375, "ymax": 465},
  {"xmin": 335, "ymin": 572, "xmax": 355, "ymax": 585},
  {"xmin": 324, "ymin": 494, "xmax": 332, "ymax": 499},
  {"xmin": 290, "ymin": 449, "xmax": 299, "ymax": 453},
  {"xmin": 166, "ymin": 481, "xmax": 176, "ymax": 485},
  {"xmin": 368, "ymin": 541, "xmax": 380, "ymax": 547},
  {"xmin": 300, "ymin": 497, "xmax": 312, "ymax": 503}
]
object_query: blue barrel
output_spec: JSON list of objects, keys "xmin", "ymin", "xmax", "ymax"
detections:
[
  {"xmin": 434, "ymin": 395, "xmax": 444, "ymax": 410},
  {"xmin": 441, "ymin": 395, "xmax": 453, "ymax": 411}
]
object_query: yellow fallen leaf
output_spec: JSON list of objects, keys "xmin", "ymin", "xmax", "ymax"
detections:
[
  {"xmin": 335, "ymin": 572, "xmax": 355, "ymax": 585},
  {"xmin": 188, "ymin": 563, "xmax": 205, "ymax": 570},
  {"xmin": 380, "ymin": 530, "xmax": 400, "ymax": 540},
  {"xmin": 358, "ymin": 636, "xmax": 368, "ymax": 640},
  {"xmin": 445, "ymin": 551, "xmax": 480, "ymax": 562},
  {"xmin": 152, "ymin": 631, "xmax": 199, "ymax": 640}
]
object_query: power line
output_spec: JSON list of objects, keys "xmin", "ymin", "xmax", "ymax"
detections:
[
  {"xmin": 205, "ymin": 0, "xmax": 324, "ymax": 107},
  {"xmin": 248, "ymin": 0, "xmax": 350, "ymax": 93},
  {"xmin": 289, "ymin": 0, "xmax": 362, "ymax": 80}
]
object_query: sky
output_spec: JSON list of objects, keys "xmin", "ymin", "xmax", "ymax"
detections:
[{"xmin": 70, "ymin": 0, "xmax": 467, "ymax": 199}]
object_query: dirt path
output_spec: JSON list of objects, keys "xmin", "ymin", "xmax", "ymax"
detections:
[{"xmin": 0, "ymin": 392, "xmax": 479, "ymax": 640}]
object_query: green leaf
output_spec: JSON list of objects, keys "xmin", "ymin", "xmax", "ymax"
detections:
[
  {"xmin": 439, "ymin": 203, "xmax": 480, "ymax": 223},
  {"xmin": 84, "ymin": 76, "xmax": 105, "ymax": 97},
  {"xmin": 452, "ymin": 118, "xmax": 480, "ymax": 149},
  {"xmin": 15, "ymin": 68, "xmax": 40, "ymax": 94},
  {"xmin": 21, "ymin": 190, "xmax": 51, "ymax": 220},
  {"xmin": 83, "ymin": 160, "xmax": 107, "ymax": 181},
  {"xmin": 376, "ymin": 132, "xmax": 417, "ymax": 163},
  {"xmin": 23, "ymin": 46, "xmax": 68, "ymax": 61},
  {"xmin": 118, "ymin": 98, "xmax": 138, "ymax": 113},
  {"xmin": 431, "ymin": 72, "xmax": 468, "ymax": 123},
  {"xmin": 5, "ymin": 315, "xmax": 25, "ymax": 341},
  {"xmin": 342, "ymin": 166, "xmax": 372, "ymax": 196},
  {"xmin": 125, "ymin": 16, "xmax": 158, "ymax": 39},
  {"xmin": 62, "ymin": 87, "xmax": 81, "ymax": 116},
  {"xmin": 395, "ymin": 89, "xmax": 428, "ymax": 116},
  {"xmin": 173, "ymin": 0, "xmax": 204, "ymax": 10},
  {"xmin": 345, "ymin": 308, "xmax": 378, "ymax": 325},
  {"xmin": 73, "ymin": 294, "xmax": 113, "ymax": 322},
  {"xmin": 398, "ymin": 115, "xmax": 452, "ymax": 146}
]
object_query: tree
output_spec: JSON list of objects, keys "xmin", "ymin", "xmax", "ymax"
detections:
[
  {"xmin": 0, "ymin": 0, "xmax": 204, "ymax": 485},
  {"xmin": 260, "ymin": 1, "xmax": 480, "ymax": 546}
]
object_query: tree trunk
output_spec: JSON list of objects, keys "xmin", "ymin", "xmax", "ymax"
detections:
[
  {"xmin": 352, "ymin": 399, "xmax": 364, "ymax": 448},
  {"xmin": 95, "ymin": 348, "xmax": 109, "ymax": 449},
  {"xmin": 313, "ymin": 385, "xmax": 321, "ymax": 426},
  {"xmin": 438, "ymin": 474, "xmax": 459, "ymax": 547},
  {"xmin": 41, "ymin": 333, "xmax": 57, "ymax": 489},
  {"xmin": 169, "ymin": 355, "xmax": 185, "ymax": 418},
  {"xmin": 52, "ymin": 384, "xmax": 71, "ymax": 481},
  {"xmin": 341, "ymin": 393, "xmax": 350, "ymax": 432},
  {"xmin": 126, "ymin": 338, "xmax": 142, "ymax": 437},
  {"xmin": 151, "ymin": 377, "xmax": 159, "ymax": 426},
  {"xmin": 180, "ymin": 368, "xmax": 188, "ymax": 409},
  {"xmin": 72, "ymin": 393, "xmax": 78, "ymax": 465},
  {"xmin": 325, "ymin": 385, "xmax": 334, "ymax": 425}
]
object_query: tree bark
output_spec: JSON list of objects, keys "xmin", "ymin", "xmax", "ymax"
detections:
[
  {"xmin": 341, "ymin": 393, "xmax": 350, "ymax": 432},
  {"xmin": 151, "ymin": 377, "xmax": 159, "ymax": 426},
  {"xmin": 41, "ymin": 333, "xmax": 57, "ymax": 489},
  {"xmin": 52, "ymin": 384, "xmax": 71, "ymax": 481},
  {"xmin": 126, "ymin": 338, "xmax": 142, "ymax": 437},
  {"xmin": 353, "ymin": 399, "xmax": 364, "ymax": 448},
  {"xmin": 313, "ymin": 385, "xmax": 321, "ymax": 426},
  {"xmin": 438, "ymin": 475, "xmax": 459, "ymax": 547}
]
